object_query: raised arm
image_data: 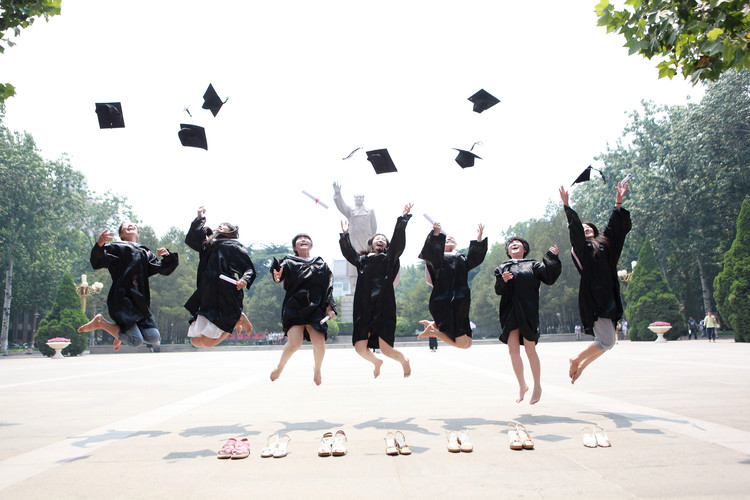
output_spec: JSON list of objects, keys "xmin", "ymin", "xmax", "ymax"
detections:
[{"xmin": 185, "ymin": 206, "xmax": 208, "ymax": 252}]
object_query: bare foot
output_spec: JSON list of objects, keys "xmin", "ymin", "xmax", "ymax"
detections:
[
  {"xmin": 516, "ymin": 385, "xmax": 528, "ymax": 403},
  {"xmin": 571, "ymin": 366, "xmax": 583, "ymax": 384},
  {"xmin": 402, "ymin": 358, "xmax": 411, "ymax": 378},
  {"xmin": 270, "ymin": 366, "xmax": 282, "ymax": 382},
  {"xmin": 569, "ymin": 357, "xmax": 579, "ymax": 379},
  {"xmin": 78, "ymin": 314, "xmax": 104, "ymax": 333},
  {"xmin": 235, "ymin": 313, "xmax": 253, "ymax": 334},
  {"xmin": 313, "ymin": 368, "xmax": 322, "ymax": 386},
  {"xmin": 113, "ymin": 339, "xmax": 121, "ymax": 352},
  {"xmin": 530, "ymin": 386, "xmax": 542, "ymax": 405},
  {"xmin": 373, "ymin": 358, "xmax": 384, "ymax": 378},
  {"xmin": 418, "ymin": 320, "xmax": 436, "ymax": 340}
]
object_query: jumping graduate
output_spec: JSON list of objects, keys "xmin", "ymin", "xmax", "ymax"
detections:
[
  {"xmin": 78, "ymin": 222, "xmax": 179, "ymax": 351},
  {"xmin": 269, "ymin": 233, "xmax": 336, "ymax": 386},
  {"xmin": 418, "ymin": 221, "xmax": 487, "ymax": 349},
  {"xmin": 185, "ymin": 206, "xmax": 255, "ymax": 348},
  {"xmin": 495, "ymin": 237, "xmax": 561, "ymax": 404},
  {"xmin": 339, "ymin": 203, "xmax": 413, "ymax": 378},
  {"xmin": 560, "ymin": 181, "xmax": 630, "ymax": 383}
]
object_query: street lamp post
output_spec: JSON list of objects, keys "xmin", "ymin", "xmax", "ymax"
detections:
[
  {"xmin": 617, "ymin": 260, "xmax": 638, "ymax": 282},
  {"xmin": 76, "ymin": 274, "xmax": 103, "ymax": 347}
]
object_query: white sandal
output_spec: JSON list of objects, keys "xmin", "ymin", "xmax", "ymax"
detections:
[
  {"xmin": 457, "ymin": 430, "xmax": 473, "ymax": 452},
  {"xmin": 332, "ymin": 429, "xmax": 348, "ymax": 456},
  {"xmin": 260, "ymin": 433, "xmax": 278, "ymax": 458},
  {"xmin": 273, "ymin": 433, "xmax": 291, "ymax": 458},
  {"xmin": 446, "ymin": 431, "xmax": 460, "ymax": 453},
  {"xmin": 318, "ymin": 431, "xmax": 333, "ymax": 457}
]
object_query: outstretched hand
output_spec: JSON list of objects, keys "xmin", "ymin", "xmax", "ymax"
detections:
[
  {"xmin": 477, "ymin": 223, "xmax": 485, "ymax": 241},
  {"xmin": 403, "ymin": 203, "xmax": 413, "ymax": 217},
  {"xmin": 333, "ymin": 181, "xmax": 341, "ymax": 193},
  {"xmin": 616, "ymin": 180, "xmax": 628, "ymax": 204},
  {"xmin": 549, "ymin": 245, "xmax": 559, "ymax": 256},
  {"xmin": 341, "ymin": 220, "xmax": 349, "ymax": 234},
  {"xmin": 197, "ymin": 206, "xmax": 206, "ymax": 218},
  {"xmin": 97, "ymin": 229, "xmax": 115, "ymax": 247},
  {"xmin": 432, "ymin": 222, "xmax": 441, "ymax": 236},
  {"xmin": 156, "ymin": 247, "xmax": 170, "ymax": 257},
  {"xmin": 558, "ymin": 186, "xmax": 569, "ymax": 207}
]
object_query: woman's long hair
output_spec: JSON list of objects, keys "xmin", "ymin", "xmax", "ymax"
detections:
[
  {"xmin": 205, "ymin": 223, "xmax": 239, "ymax": 247},
  {"xmin": 583, "ymin": 222, "xmax": 610, "ymax": 257}
]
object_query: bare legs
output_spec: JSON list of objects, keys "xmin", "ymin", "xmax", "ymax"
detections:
[
  {"xmin": 354, "ymin": 336, "xmax": 410, "ymax": 377},
  {"xmin": 190, "ymin": 313, "xmax": 252, "ymax": 348},
  {"xmin": 270, "ymin": 325, "xmax": 326, "ymax": 385},
  {"xmin": 418, "ymin": 320, "xmax": 472, "ymax": 349},
  {"xmin": 569, "ymin": 343, "xmax": 605, "ymax": 384},
  {"xmin": 78, "ymin": 314, "xmax": 121, "ymax": 351},
  {"xmin": 507, "ymin": 329, "xmax": 542, "ymax": 404}
]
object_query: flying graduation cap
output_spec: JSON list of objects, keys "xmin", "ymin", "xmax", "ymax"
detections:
[
  {"xmin": 572, "ymin": 165, "xmax": 606, "ymax": 185},
  {"xmin": 95, "ymin": 102, "xmax": 125, "ymax": 129},
  {"xmin": 453, "ymin": 141, "xmax": 483, "ymax": 168},
  {"xmin": 202, "ymin": 84, "xmax": 227, "ymax": 117},
  {"xmin": 468, "ymin": 89, "xmax": 500, "ymax": 113},
  {"xmin": 178, "ymin": 124, "xmax": 208, "ymax": 150},
  {"xmin": 366, "ymin": 148, "xmax": 398, "ymax": 174}
]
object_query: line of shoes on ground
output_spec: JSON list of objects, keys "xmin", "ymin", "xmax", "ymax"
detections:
[{"xmin": 581, "ymin": 425, "xmax": 611, "ymax": 448}]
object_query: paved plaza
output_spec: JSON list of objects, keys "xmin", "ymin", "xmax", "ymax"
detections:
[{"xmin": 1, "ymin": 339, "xmax": 749, "ymax": 499}]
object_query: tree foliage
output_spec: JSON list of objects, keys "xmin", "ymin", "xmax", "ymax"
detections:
[
  {"xmin": 34, "ymin": 272, "xmax": 89, "ymax": 356},
  {"xmin": 624, "ymin": 238, "xmax": 685, "ymax": 340},
  {"xmin": 0, "ymin": 0, "xmax": 62, "ymax": 102},
  {"xmin": 596, "ymin": 0, "xmax": 750, "ymax": 83},
  {"xmin": 714, "ymin": 197, "xmax": 750, "ymax": 341}
]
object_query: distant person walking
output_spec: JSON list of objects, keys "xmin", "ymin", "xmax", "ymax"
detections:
[
  {"xmin": 703, "ymin": 311, "xmax": 719, "ymax": 342},
  {"xmin": 574, "ymin": 324, "xmax": 582, "ymax": 340},
  {"xmin": 687, "ymin": 316, "xmax": 698, "ymax": 340}
]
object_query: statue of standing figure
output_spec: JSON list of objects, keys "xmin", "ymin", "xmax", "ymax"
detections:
[{"xmin": 333, "ymin": 182, "xmax": 377, "ymax": 287}]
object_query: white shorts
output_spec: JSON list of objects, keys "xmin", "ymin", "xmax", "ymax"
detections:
[{"xmin": 187, "ymin": 315, "xmax": 225, "ymax": 339}]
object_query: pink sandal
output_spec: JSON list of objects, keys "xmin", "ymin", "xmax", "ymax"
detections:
[
  {"xmin": 231, "ymin": 438, "xmax": 251, "ymax": 459},
  {"xmin": 217, "ymin": 438, "xmax": 236, "ymax": 459}
]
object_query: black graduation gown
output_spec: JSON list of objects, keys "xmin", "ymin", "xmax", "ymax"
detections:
[
  {"xmin": 184, "ymin": 216, "xmax": 256, "ymax": 333},
  {"xmin": 565, "ymin": 205, "xmax": 631, "ymax": 335},
  {"xmin": 494, "ymin": 251, "xmax": 561, "ymax": 344},
  {"xmin": 339, "ymin": 214, "xmax": 411, "ymax": 348},
  {"xmin": 419, "ymin": 232, "xmax": 488, "ymax": 340},
  {"xmin": 90, "ymin": 241, "xmax": 179, "ymax": 331},
  {"xmin": 274, "ymin": 255, "xmax": 336, "ymax": 340}
]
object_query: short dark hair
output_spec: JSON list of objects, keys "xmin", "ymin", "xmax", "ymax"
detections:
[
  {"xmin": 505, "ymin": 236, "xmax": 530, "ymax": 258},
  {"xmin": 291, "ymin": 233, "xmax": 312, "ymax": 256}
]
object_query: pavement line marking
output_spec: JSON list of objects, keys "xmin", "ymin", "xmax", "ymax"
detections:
[
  {"xmin": 420, "ymin": 353, "xmax": 750, "ymax": 456},
  {"xmin": 0, "ymin": 370, "xmax": 268, "ymax": 492}
]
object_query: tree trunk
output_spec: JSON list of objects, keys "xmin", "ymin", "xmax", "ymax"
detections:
[
  {"xmin": 696, "ymin": 254, "xmax": 713, "ymax": 315},
  {"xmin": 1, "ymin": 255, "xmax": 14, "ymax": 355}
]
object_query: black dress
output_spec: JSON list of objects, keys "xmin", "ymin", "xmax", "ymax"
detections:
[
  {"xmin": 184, "ymin": 216, "xmax": 256, "ymax": 333},
  {"xmin": 419, "ymin": 232, "xmax": 488, "ymax": 340},
  {"xmin": 273, "ymin": 255, "xmax": 336, "ymax": 341},
  {"xmin": 339, "ymin": 214, "xmax": 411, "ymax": 348},
  {"xmin": 564, "ymin": 205, "xmax": 631, "ymax": 335},
  {"xmin": 494, "ymin": 251, "xmax": 561, "ymax": 344},
  {"xmin": 90, "ymin": 241, "xmax": 179, "ymax": 332}
]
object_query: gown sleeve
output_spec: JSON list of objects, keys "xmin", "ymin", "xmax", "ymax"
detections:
[
  {"xmin": 387, "ymin": 214, "xmax": 412, "ymax": 277},
  {"xmin": 466, "ymin": 237, "xmax": 488, "ymax": 270},
  {"xmin": 564, "ymin": 205, "xmax": 587, "ymax": 272},
  {"xmin": 418, "ymin": 231, "xmax": 446, "ymax": 283},
  {"xmin": 535, "ymin": 250, "xmax": 562, "ymax": 285},
  {"xmin": 494, "ymin": 265, "xmax": 509, "ymax": 295},
  {"xmin": 145, "ymin": 248, "xmax": 179, "ymax": 277},
  {"xmin": 185, "ymin": 216, "xmax": 208, "ymax": 252},
  {"xmin": 602, "ymin": 207, "xmax": 632, "ymax": 263},
  {"xmin": 90, "ymin": 242, "xmax": 119, "ymax": 270},
  {"xmin": 339, "ymin": 233, "xmax": 361, "ymax": 268}
]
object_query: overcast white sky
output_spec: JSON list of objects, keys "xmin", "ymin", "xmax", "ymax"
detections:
[{"xmin": 2, "ymin": 1, "xmax": 702, "ymax": 265}]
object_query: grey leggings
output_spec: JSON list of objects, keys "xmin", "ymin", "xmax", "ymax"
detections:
[{"xmin": 593, "ymin": 318, "xmax": 616, "ymax": 351}]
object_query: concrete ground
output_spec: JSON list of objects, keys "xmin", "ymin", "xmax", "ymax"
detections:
[{"xmin": 1, "ymin": 338, "xmax": 749, "ymax": 499}]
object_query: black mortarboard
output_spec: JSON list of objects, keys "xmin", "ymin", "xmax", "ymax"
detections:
[
  {"xmin": 452, "ymin": 148, "xmax": 482, "ymax": 168},
  {"xmin": 468, "ymin": 89, "xmax": 500, "ymax": 113},
  {"xmin": 572, "ymin": 165, "xmax": 606, "ymax": 185},
  {"xmin": 95, "ymin": 102, "xmax": 125, "ymax": 129},
  {"xmin": 366, "ymin": 149, "xmax": 398, "ymax": 174},
  {"xmin": 202, "ymin": 84, "xmax": 227, "ymax": 117},
  {"xmin": 178, "ymin": 124, "xmax": 207, "ymax": 150}
]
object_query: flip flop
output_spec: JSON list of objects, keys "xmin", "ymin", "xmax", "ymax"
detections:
[
  {"xmin": 332, "ymin": 429, "xmax": 348, "ymax": 456},
  {"xmin": 394, "ymin": 431, "xmax": 412, "ymax": 455},
  {"xmin": 594, "ymin": 426, "xmax": 611, "ymax": 448},
  {"xmin": 230, "ymin": 438, "xmax": 250, "ymax": 459},
  {"xmin": 385, "ymin": 432, "xmax": 399, "ymax": 456},
  {"xmin": 260, "ymin": 433, "xmax": 279, "ymax": 458},
  {"xmin": 318, "ymin": 432, "xmax": 333, "ymax": 457},
  {"xmin": 217, "ymin": 438, "xmax": 236, "ymax": 459},
  {"xmin": 273, "ymin": 433, "xmax": 291, "ymax": 458},
  {"xmin": 457, "ymin": 430, "xmax": 473, "ymax": 453},
  {"xmin": 581, "ymin": 427, "xmax": 597, "ymax": 448},
  {"xmin": 516, "ymin": 424, "xmax": 534, "ymax": 450},
  {"xmin": 446, "ymin": 431, "xmax": 461, "ymax": 453},
  {"xmin": 508, "ymin": 423, "xmax": 523, "ymax": 450}
]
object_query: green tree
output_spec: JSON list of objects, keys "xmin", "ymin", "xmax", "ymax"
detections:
[
  {"xmin": 596, "ymin": 0, "xmax": 750, "ymax": 83},
  {"xmin": 0, "ymin": 0, "xmax": 62, "ymax": 102},
  {"xmin": 714, "ymin": 197, "xmax": 750, "ymax": 342},
  {"xmin": 34, "ymin": 272, "xmax": 89, "ymax": 356},
  {"xmin": 624, "ymin": 238, "xmax": 685, "ymax": 340},
  {"xmin": 245, "ymin": 273, "xmax": 285, "ymax": 332}
]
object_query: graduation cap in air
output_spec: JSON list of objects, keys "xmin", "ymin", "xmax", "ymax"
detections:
[
  {"xmin": 202, "ymin": 84, "xmax": 227, "ymax": 117},
  {"xmin": 468, "ymin": 89, "xmax": 500, "ymax": 113},
  {"xmin": 178, "ymin": 124, "xmax": 207, "ymax": 150},
  {"xmin": 453, "ymin": 142, "xmax": 483, "ymax": 168},
  {"xmin": 95, "ymin": 102, "xmax": 125, "ymax": 129},
  {"xmin": 572, "ymin": 165, "xmax": 606, "ymax": 185},
  {"xmin": 366, "ymin": 149, "xmax": 398, "ymax": 174}
]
